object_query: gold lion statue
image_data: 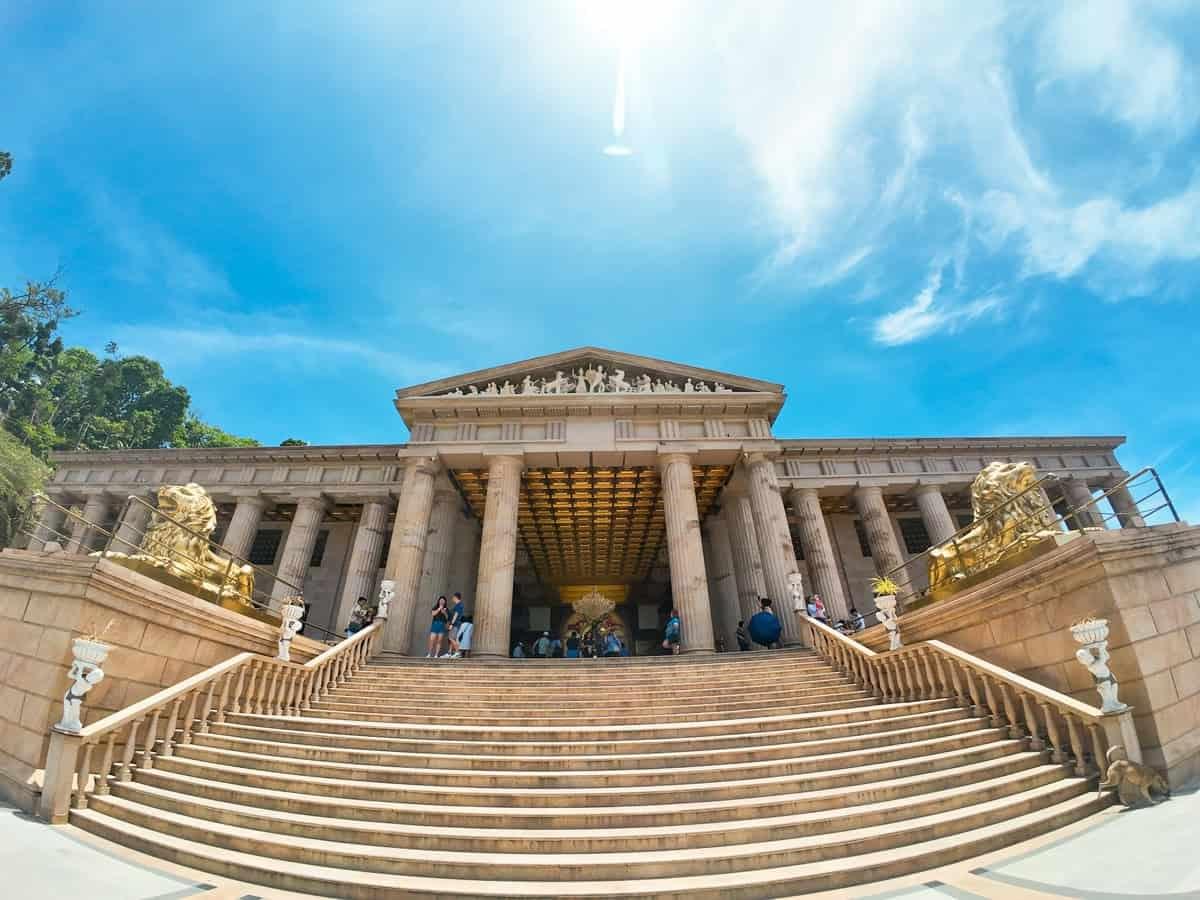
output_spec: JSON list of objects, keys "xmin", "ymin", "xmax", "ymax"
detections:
[
  {"xmin": 103, "ymin": 483, "xmax": 255, "ymax": 608},
  {"xmin": 928, "ymin": 461, "xmax": 1060, "ymax": 593},
  {"xmin": 1100, "ymin": 746, "xmax": 1170, "ymax": 808}
]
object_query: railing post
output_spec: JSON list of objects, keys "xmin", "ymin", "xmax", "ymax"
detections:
[
  {"xmin": 1065, "ymin": 715, "xmax": 1089, "ymax": 777},
  {"xmin": 38, "ymin": 729, "xmax": 81, "ymax": 823},
  {"xmin": 1040, "ymin": 703, "xmax": 1067, "ymax": 764},
  {"xmin": 118, "ymin": 719, "xmax": 143, "ymax": 782},
  {"xmin": 94, "ymin": 733, "xmax": 117, "ymax": 795},
  {"xmin": 1019, "ymin": 693, "xmax": 1044, "ymax": 750}
]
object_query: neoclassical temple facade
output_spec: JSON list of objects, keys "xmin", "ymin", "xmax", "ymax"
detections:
[{"xmin": 29, "ymin": 348, "xmax": 1142, "ymax": 656}]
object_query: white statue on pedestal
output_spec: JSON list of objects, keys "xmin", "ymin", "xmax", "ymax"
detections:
[
  {"xmin": 57, "ymin": 637, "xmax": 111, "ymax": 732},
  {"xmin": 1070, "ymin": 618, "xmax": 1127, "ymax": 714},
  {"xmin": 376, "ymin": 580, "xmax": 395, "ymax": 620},
  {"xmin": 875, "ymin": 595, "xmax": 902, "ymax": 650},
  {"xmin": 277, "ymin": 596, "xmax": 305, "ymax": 661},
  {"xmin": 787, "ymin": 571, "xmax": 805, "ymax": 617}
]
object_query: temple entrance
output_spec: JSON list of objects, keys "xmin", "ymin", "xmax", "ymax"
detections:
[{"xmin": 452, "ymin": 463, "xmax": 731, "ymax": 656}]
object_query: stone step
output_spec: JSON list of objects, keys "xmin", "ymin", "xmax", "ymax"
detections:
[
  {"xmin": 151, "ymin": 739, "xmax": 1029, "ymax": 808},
  {"xmin": 353, "ymin": 657, "xmax": 835, "ymax": 681},
  {"xmin": 224, "ymin": 699, "xmax": 958, "ymax": 743},
  {"xmin": 194, "ymin": 715, "xmax": 989, "ymax": 771},
  {"xmin": 131, "ymin": 752, "xmax": 1047, "ymax": 829},
  {"xmin": 173, "ymin": 728, "xmax": 1007, "ymax": 790},
  {"xmin": 350, "ymin": 663, "xmax": 838, "ymax": 686},
  {"xmin": 105, "ymin": 764, "xmax": 1073, "ymax": 853},
  {"xmin": 300, "ymin": 693, "xmax": 879, "ymax": 725},
  {"xmin": 210, "ymin": 707, "xmax": 973, "ymax": 758},
  {"xmin": 70, "ymin": 791, "xmax": 1108, "ymax": 897},
  {"xmin": 365, "ymin": 650, "xmax": 822, "ymax": 669}
]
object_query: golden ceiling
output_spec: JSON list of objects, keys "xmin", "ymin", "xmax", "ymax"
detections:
[{"xmin": 452, "ymin": 465, "xmax": 730, "ymax": 584}]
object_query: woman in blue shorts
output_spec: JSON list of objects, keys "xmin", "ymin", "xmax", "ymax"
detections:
[{"xmin": 427, "ymin": 595, "xmax": 449, "ymax": 658}]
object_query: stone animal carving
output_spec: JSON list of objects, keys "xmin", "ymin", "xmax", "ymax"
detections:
[
  {"xmin": 1099, "ymin": 746, "xmax": 1170, "ymax": 808},
  {"xmin": 928, "ymin": 461, "xmax": 1059, "ymax": 591},
  {"xmin": 104, "ymin": 483, "xmax": 255, "ymax": 607}
]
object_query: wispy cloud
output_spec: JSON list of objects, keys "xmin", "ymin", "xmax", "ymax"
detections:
[{"xmin": 873, "ymin": 266, "xmax": 1005, "ymax": 346}]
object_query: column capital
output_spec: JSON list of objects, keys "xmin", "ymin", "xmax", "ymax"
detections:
[
  {"xmin": 742, "ymin": 449, "xmax": 780, "ymax": 466},
  {"xmin": 229, "ymin": 489, "xmax": 270, "ymax": 505},
  {"xmin": 291, "ymin": 492, "xmax": 330, "ymax": 513},
  {"xmin": 912, "ymin": 483, "xmax": 944, "ymax": 497},
  {"xmin": 402, "ymin": 454, "xmax": 443, "ymax": 477},
  {"xmin": 853, "ymin": 483, "xmax": 886, "ymax": 499},
  {"xmin": 657, "ymin": 448, "xmax": 696, "ymax": 470}
]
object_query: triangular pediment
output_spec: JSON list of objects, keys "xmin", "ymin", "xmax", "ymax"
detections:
[{"xmin": 395, "ymin": 347, "xmax": 783, "ymax": 400}]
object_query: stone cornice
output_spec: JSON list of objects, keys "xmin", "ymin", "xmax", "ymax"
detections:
[
  {"xmin": 49, "ymin": 443, "xmax": 408, "ymax": 466},
  {"xmin": 778, "ymin": 435, "xmax": 1125, "ymax": 454}
]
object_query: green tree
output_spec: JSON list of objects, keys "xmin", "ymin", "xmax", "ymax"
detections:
[
  {"xmin": 0, "ymin": 151, "xmax": 11, "ymax": 182},
  {"xmin": 0, "ymin": 276, "xmax": 75, "ymax": 434},
  {"xmin": 279, "ymin": 437, "xmax": 308, "ymax": 446},
  {"xmin": 0, "ymin": 428, "xmax": 49, "ymax": 548},
  {"xmin": 171, "ymin": 414, "xmax": 259, "ymax": 448}
]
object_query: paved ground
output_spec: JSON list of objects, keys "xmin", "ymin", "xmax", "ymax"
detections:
[{"xmin": 5, "ymin": 789, "xmax": 1198, "ymax": 900}]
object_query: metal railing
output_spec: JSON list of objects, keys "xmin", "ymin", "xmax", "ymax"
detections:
[
  {"xmin": 881, "ymin": 467, "xmax": 1179, "ymax": 609},
  {"xmin": 802, "ymin": 615, "xmax": 1137, "ymax": 778},
  {"xmin": 18, "ymin": 492, "xmax": 341, "ymax": 641},
  {"xmin": 39, "ymin": 619, "xmax": 384, "ymax": 822}
]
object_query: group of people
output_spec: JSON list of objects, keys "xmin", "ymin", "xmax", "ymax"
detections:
[
  {"xmin": 803, "ymin": 593, "xmax": 867, "ymax": 634},
  {"xmin": 512, "ymin": 627, "xmax": 630, "ymax": 658},
  {"xmin": 426, "ymin": 592, "xmax": 474, "ymax": 658}
]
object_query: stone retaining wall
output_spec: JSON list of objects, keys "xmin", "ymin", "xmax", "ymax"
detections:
[{"xmin": 0, "ymin": 549, "xmax": 325, "ymax": 812}]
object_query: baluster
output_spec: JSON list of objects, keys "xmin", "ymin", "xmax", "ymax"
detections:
[
  {"xmin": 196, "ymin": 678, "xmax": 218, "ymax": 734},
  {"xmin": 1040, "ymin": 703, "xmax": 1068, "ymax": 764},
  {"xmin": 73, "ymin": 741, "xmax": 95, "ymax": 809},
  {"xmin": 998, "ymin": 683, "xmax": 1024, "ymax": 738},
  {"xmin": 118, "ymin": 719, "xmax": 143, "ymax": 782},
  {"xmin": 1087, "ymin": 722, "xmax": 1107, "ymax": 776},
  {"xmin": 960, "ymin": 665, "xmax": 985, "ymax": 717},
  {"xmin": 229, "ymin": 663, "xmax": 247, "ymax": 715},
  {"xmin": 981, "ymin": 676, "xmax": 1003, "ymax": 729},
  {"xmin": 139, "ymin": 708, "xmax": 162, "ymax": 769},
  {"xmin": 315, "ymin": 662, "xmax": 331, "ymax": 702},
  {"xmin": 244, "ymin": 661, "xmax": 261, "ymax": 714},
  {"xmin": 267, "ymin": 665, "xmax": 283, "ymax": 715},
  {"xmin": 920, "ymin": 651, "xmax": 939, "ymax": 699},
  {"xmin": 160, "ymin": 697, "xmax": 183, "ymax": 758},
  {"xmin": 215, "ymin": 671, "xmax": 234, "ymax": 725},
  {"xmin": 1065, "ymin": 715, "xmax": 1088, "ymax": 777},
  {"xmin": 902, "ymin": 656, "xmax": 919, "ymax": 700},
  {"xmin": 94, "ymin": 733, "xmax": 117, "ymax": 796},
  {"xmin": 284, "ymin": 670, "xmax": 299, "ymax": 715},
  {"xmin": 887, "ymin": 658, "xmax": 903, "ymax": 702},
  {"xmin": 180, "ymin": 690, "xmax": 201, "ymax": 745},
  {"xmin": 947, "ymin": 658, "xmax": 967, "ymax": 707},
  {"xmin": 1019, "ymin": 694, "xmax": 1044, "ymax": 751}
]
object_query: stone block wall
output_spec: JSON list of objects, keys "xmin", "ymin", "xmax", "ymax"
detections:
[
  {"xmin": 857, "ymin": 524, "xmax": 1200, "ymax": 787},
  {"xmin": 0, "ymin": 549, "xmax": 324, "ymax": 812}
]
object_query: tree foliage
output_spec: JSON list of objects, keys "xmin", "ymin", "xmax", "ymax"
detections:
[
  {"xmin": 0, "ymin": 428, "xmax": 49, "ymax": 548},
  {"xmin": 279, "ymin": 437, "xmax": 308, "ymax": 446},
  {"xmin": 0, "ymin": 151, "xmax": 11, "ymax": 182}
]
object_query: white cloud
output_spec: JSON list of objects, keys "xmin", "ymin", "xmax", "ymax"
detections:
[{"xmin": 873, "ymin": 266, "xmax": 1004, "ymax": 346}]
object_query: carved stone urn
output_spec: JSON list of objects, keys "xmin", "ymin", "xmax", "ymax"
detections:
[
  {"xmin": 1070, "ymin": 617, "xmax": 1109, "ymax": 646},
  {"xmin": 57, "ymin": 637, "xmax": 112, "ymax": 732},
  {"xmin": 874, "ymin": 594, "xmax": 902, "ymax": 651},
  {"xmin": 276, "ymin": 597, "xmax": 306, "ymax": 662},
  {"xmin": 1070, "ymin": 618, "xmax": 1127, "ymax": 713}
]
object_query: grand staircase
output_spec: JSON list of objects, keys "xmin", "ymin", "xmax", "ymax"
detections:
[{"xmin": 70, "ymin": 649, "xmax": 1107, "ymax": 898}]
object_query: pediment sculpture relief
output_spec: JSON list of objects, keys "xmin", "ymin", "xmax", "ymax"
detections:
[{"xmin": 436, "ymin": 364, "xmax": 737, "ymax": 398}]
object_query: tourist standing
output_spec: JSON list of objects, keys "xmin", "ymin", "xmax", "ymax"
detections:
[
  {"xmin": 663, "ymin": 609, "xmax": 681, "ymax": 655},
  {"xmin": 534, "ymin": 631, "xmax": 551, "ymax": 658},
  {"xmin": 604, "ymin": 631, "xmax": 622, "ymax": 657},
  {"xmin": 812, "ymin": 594, "xmax": 828, "ymax": 623},
  {"xmin": 452, "ymin": 615, "xmax": 473, "ymax": 658},
  {"xmin": 749, "ymin": 598, "xmax": 782, "ymax": 649},
  {"xmin": 446, "ymin": 591, "xmax": 465, "ymax": 657},
  {"xmin": 566, "ymin": 631, "xmax": 581, "ymax": 659},
  {"xmin": 512, "ymin": 641, "xmax": 525, "ymax": 658},
  {"xmin": 736, "ymin": 620, "xmax": 751, "ymax": 652},
  {"xmin": 426, "ymin": 595, "xmax": 450, "ymax": 658}
]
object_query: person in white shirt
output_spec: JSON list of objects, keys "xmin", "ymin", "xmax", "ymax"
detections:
[{"xmin": 452, "ymin": 616, "xmax": 473, "ymax": 658}]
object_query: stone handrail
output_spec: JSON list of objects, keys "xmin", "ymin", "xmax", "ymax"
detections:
[
  {"xmin": 38, "ymin": 620, "xmax": 384, "ymax": 823},
  {"xmin": 802, "ymin": 615, "xmax": 1140, "ymax": 778}
]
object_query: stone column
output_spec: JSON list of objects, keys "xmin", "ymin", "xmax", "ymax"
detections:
[
  {"xmin": 382, "ymin": 457, "xmax": 440, "ymax": 652},
  {"xmin": 703, "ymin": 513, "xmax": 742, "ymax": 650},
  {"xmin": 914, "ymin": 484, "xmax": 957, "ymax": 545},
  {"xmin": 271, "ymin": 494, "xmax": 328, "ymax": 605},
  {"xmin": 744, "ymin": 453, "xmax": 802, "ymax": 644},
  {"xmin": 1103, "ymin": 476, "xmax": 1146, "ymax": 528},
  {"xmin": 473, "ymin": 454, "xmax": 524, "ymax": 658},
  {"xmin": 658, "ymin": 451, "xmax": 715, "ymax": 654},
  {"xmin": 789, "ymin": 487, "xmax": 851, "ymax": 621},
  {"xmin": 853, "ymin": 485, "xmax": 910, "ymax": 587},
  {"xmin": 29, "ymin": 499, "xmax": 68, "ymax": 550},
  {"xmin": 449, "ymin": 512, "xmax": 481, "ymax": 609},
  {"xmin": 110, "ymin": 492, "xmax": 154, "ymax": 555},
  {"xmin": 724, "ymin": 496, "xmax": 767, "ymax": 619},
  {"xmin": 334, "ymin": 498, "xmax": 393, "ymax": 631},
  {"xmin": 408, "ymin": 487, "xmax": 461, "ymax": 654},
  {"xmin": 221, "ymin": 493, "xmax": 268, "ymax": 560},
  {"xmin": 1060, "ymin": 477, "xmax": 1105, "ymax": 529},
  {"xmin": 65, "ymin": 494, "xmax": 112, "ymax": 554}
]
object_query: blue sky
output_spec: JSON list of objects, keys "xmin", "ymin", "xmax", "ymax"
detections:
[{"xmin": 2, "ymin": 1, "xmax": 1198, "ymax": 520}]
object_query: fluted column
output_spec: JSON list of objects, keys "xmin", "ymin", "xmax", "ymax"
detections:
[
  {"xmin": 853, "ymin": 485, "xmax": 909, "ymax": 586},
  {"xmin": 744, "ymin": 453, "xmax": 801, "ymax": 645},
  {"xmin": 703, "ymin": 513, "xmax": 742, "ymax": 651},
  {"xmin": 29, "ymin": 499, "xmax": 68, "ymax": 550},
  {"xmin": 449, "ymin": 512, "xmax": 481, "ymax": 608},
  {"xmin": 221, "ymin": 493, "xmax": 268, "ymax": 560},
  {"xmin": 914, "ymin": 484, "xmax": 957, "ymax": 545},
  {"xmin": 335, "ymin": 498, "xmax": 392, "ymax": 630},
  {"xmin": 271, "ymin": 494, "xmax": 328, "ymax": 605},
  {"xmin": 65, "ymin": 494, "xmax": 112, "ymax": 554},
  {"xmin": 789, "ymin": 487, "xmax": 851, "ymax": 621},
  {"xmin": 110, "ymin": 492, "xmax": 154, "ymax": 555},
  {"xmin": 658, "ymin": 451, "xmax": 715, "ymax": 654},
  {"xmin": 473, "ymin": 454, "xmax": 524, "ymax": 658},
  {"xmin": 1060, "ymin": 476, "xmax": 1105, "ymax": 529},
  {"xmin": 382, "ymin": 457, "xmax": 440, "ymax": 651},
  {"xmin": 408, "ymin": 487, "xmax": 461, "ymax": 654},
  {"xmin": 1103, "ymin": 476, "xmax": 1146, "ymax": 528},
  {"xmin": 724, "ymin": 495, "xmax": 767, "ymax": 619}
]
